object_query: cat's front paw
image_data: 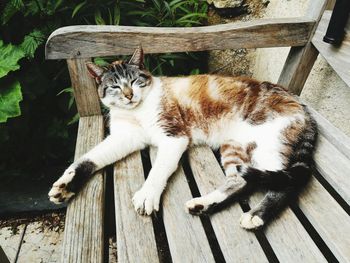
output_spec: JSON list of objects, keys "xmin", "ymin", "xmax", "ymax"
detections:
[
  {"xmin": 48, "ymin": 167, "xmax": 76, "ymax": 204},
  {"xmin": 185, "ymin": 197, "xmax": 211, "ymax": 215},
  {"xmin": 240, "ymin": 212, "xmax": 264, "ymax": 230},
  {"xmin": 132, "ymin": 185, "xmax": 161, "ymax": 216}
]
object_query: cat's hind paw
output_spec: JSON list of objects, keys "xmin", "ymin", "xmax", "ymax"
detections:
[
  {"xmin": 185, "ymin": 197, "xmax": 211, "ymax": 215},
  {"xmin": 240, "ymin": 212, "xmax": 264, "ymax": 230}
]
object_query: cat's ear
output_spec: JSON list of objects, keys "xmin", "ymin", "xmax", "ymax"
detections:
[
  {"xmin": 128, "ymin": 46, "xmax": 144, "ymax": 69},
  {"xmin": 86, "ymin": 62, "xmax": 105, "ymax": 84}
]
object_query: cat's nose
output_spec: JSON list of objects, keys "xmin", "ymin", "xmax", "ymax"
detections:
[
  {"xmin": 125, "ymin": 94, "xmax": 133, "ymax": 100},
  {"xmin": 123, "ymin": 87, "xmax": 133, "ymax": 100}
]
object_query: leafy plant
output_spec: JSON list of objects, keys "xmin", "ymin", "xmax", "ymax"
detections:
[{"xmin": 0, "ymin": 0, "xmax": 208, "ymax": 176}]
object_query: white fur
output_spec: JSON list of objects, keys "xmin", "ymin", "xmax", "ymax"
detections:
[
  {"xmin": 185, "ymin": 190, "xmax": 227, "ymax": 213},
  {"xmin": 50, "ymin": 76, "xmax": 303, "ymax": 215},
  {"xmin": 240, "ymin": 212, "xmax": 264, "ymax": 230}
]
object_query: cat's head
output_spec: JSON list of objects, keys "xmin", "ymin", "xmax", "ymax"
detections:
[{"xmin": 86, "ymin": 47, "xmax": 152, "ymax": 110}]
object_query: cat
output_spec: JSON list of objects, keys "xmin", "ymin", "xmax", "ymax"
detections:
[{"xmin": 48, "ymin": 47, "xmax": 317, "ymax": 230}]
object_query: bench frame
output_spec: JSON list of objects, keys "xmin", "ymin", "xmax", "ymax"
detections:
[{"xmin": 45, "ymin": 0, "xmax": 350, "ymax": 262}]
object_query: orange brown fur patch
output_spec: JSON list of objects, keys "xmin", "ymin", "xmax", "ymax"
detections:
[
  {"xmin": 158, "ymin": 74, "xmax": 305, "ymax": 137},
  {"xmin": 220, "ymin": 141, "xmax": 257, "ymax": 170},
  {"xmin": 280, "ymin": 119, "xmax": 305, "ymax": 165}
]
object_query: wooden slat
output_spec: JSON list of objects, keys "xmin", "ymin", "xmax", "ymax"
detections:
[
  {"xmin": 61, "ymin": 115, "xmax": 105, "ymax": 263},
  {"xmin": 66, "ymin": 58, "xmax": 101, "ymax": 117},
  {"xmin": 188, "ymin": 146, "xmax": 268, "ymax": 262},
  {"xmin": 114, "ymin": 151, "xmax": 159, "ymax": 263},
  {"xmin": 278, "ymin": 0, "xmax": 329, "ymax": 95},
  {"xmin": 308, "ymin": 105, "xmax": 350, "ymax": 160},
  {"xmin": 46, "ymin": 17, "xmax": 314, "ymax": 59},
  {"xmin": 298, "ymin": 176, "xmax": 350, "ymax": 262},
  {"xmin": 312, "ymin": 11, "xmax": 350, "ymax": 88},
  {"xmin": 149, "ymin": 147, "xmax": 215, "ymax": 263},
  {"xmin": 315, "ymin": 135, "xmax": 350, "ymax": 204},
  {"xmin": 249, "ymin": 192, "xmax": 326, "ymax": 262}
]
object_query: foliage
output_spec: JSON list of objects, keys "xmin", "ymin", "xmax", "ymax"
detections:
[{"xmin": 0, "ymin": 0, "xmax": 208, "ymax": 175}]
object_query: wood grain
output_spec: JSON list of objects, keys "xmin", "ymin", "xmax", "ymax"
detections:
[
  {"xmin": 298, "ymin": 176, "xmax": 350, "ymax": 262},
  {"xmin": 66, "ymin": 58, "xmax": 101, "ymax": 117},
  {"xmin": 149, "ymin": 147, "xmax": 215, "ymax": 263},
  {"xmin": 314, "ymin": 135, "xmax": 350, "ymax": 205},
  {"xmin": 46, "ymin": 17, "xmax": 314, "ymax": 59},
  {"xmin": 278, "ymin": 0, "xmax": 329, "ymax": 95},
  {"xmin": 312, "ymin": 11, "xmax": 350, "ymax": 88},
  {"xmin": 249, "ymin": 192, "xmax": 326, "ymax": 262},
  {"xmin": 307, "ymin": 105, "xmax": 350, "ymax": 160},
  {"xmin": 187, "ymin": 146, "xmax": 268, "ymax": 262},
  {"xmin": 61, "ymin": 115, "xmax": 105, "ymax": 263},
  {"xmin": 114, "ymin": 151, "xmax": 159, "ymax": 263}
]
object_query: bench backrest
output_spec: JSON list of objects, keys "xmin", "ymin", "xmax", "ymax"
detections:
[{"xmin": 45, "ymin": 0, "xmax": 328, "ymax": 117}]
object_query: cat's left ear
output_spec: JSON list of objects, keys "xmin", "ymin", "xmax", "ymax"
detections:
[
  {"xmin": 86, "ymin": 62, "xmax": 105, "ymax": 84},
  {"xmin": 128, "ymin": 46, "xmax": 144, "ymax": 69}
]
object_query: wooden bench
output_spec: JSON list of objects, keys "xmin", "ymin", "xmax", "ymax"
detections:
[{"xmin": 45, "ymin": 0, "xmax": 350, "ymax": 262}]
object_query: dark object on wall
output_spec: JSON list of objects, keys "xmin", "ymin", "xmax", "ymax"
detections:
[
  {"xmin": 0, "ymin": 246, "xmax": 10, "ymax": 263},
  {"xmin": 323, "ymin": 0, "xmax": 350, "ymax": 45}
]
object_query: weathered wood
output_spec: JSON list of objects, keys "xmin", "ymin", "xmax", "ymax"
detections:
[
  {"xmin": 61, "ymin": 115, "xmax": 105, "ymax": 263},
  {"xmin": 0, "ymin": 224, "xmax": 26, "ymax": 263},
  {"xmin": 149, "ymin": 147, "xmax": 215, "ymax": 263},
  {"xmin": 187, "ymin": 146, "xmax": 268, "ymax": 262},
  {"xmin": 307, "ymin": 105, "xmax": 350, "ymax": 160},
  {"xmin": 17, "ymin": 222, "xmax": 63, "ymax": 263},
  {"xmin": 278, "ymin": 0, "xmax": 329, "ymax": 95},
  {"xmin": 315, "ymin": 135, "xmax": 350, "ymax": 205},
  {"xmin": 66, "ymin": 58, "xmax": 101, "ymax": 117},
  {"xmin": 114, "ymin": 151, "xmax": 159, "ymax": 263},
  {"xmin": 46, "ymin": 17, "xmax": 314, "ymax": 59},
  {"xmin": 312, "ymin": 11, "xmax": 350, "ymax": 88},
  {"xmin": 298, "ymin": 176, "xmax": 350, "ymax": 262},
  {"xmin": 249, "ymin": 192, "xmax": 326, "ymax": 262}
]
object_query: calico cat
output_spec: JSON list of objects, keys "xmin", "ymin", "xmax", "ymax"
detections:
[{"xmin": 48, "ymin": 47, "xmax": 317, "ymax": 230}]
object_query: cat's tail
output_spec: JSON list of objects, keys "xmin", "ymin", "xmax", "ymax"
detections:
[{"xmin": 239, "ymin": 108, "xmax": 318, "ymax": 190}]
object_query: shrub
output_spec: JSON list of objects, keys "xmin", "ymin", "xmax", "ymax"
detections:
[{"xmin": 0, "ymin": 0, "xmax": 208, "ymax": 174}]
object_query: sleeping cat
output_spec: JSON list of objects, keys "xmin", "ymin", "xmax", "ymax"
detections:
[{"xmin": 48, "ymin": 47, "xmax": 317, "ymax": 230}]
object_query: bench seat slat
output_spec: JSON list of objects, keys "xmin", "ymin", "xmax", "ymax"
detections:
[
  {"xmin": 62, "ymin": 115, "xmax": 105, "ymax": 263},
  {"xmin": 312, "ymin": 11, "xmax": 350, "ymax": 88},
  {"xmin": 249, "ymin": 192, "xmax": 326, "ymax": 262},
  {"xmin": 299, "ymin": 176, "xmax": 350, "ymax": 262},
  {"xmin": 188, "ymin": 146, "xmax": 268, "ymax": 262},
  {"xmin": 315, "ymin": 135, "xmax": 350, "ymax": 205},
  {"xmin": 114, "ymin": 151, "xmax": 159, "ymax": 263},
  {"xmin": 149, "ymin": 147, "xmax": 215, "ymax": 263}
]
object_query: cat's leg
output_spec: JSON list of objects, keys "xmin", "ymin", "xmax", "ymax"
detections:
[
  {"xmin": 132, "ymin": 136, "xmax": 189, "ymax": 215},
  {"xmin": 240, "ymin": 188, "xmax": 294, "ymax": 230},
  {"xmin": 185, "ymin": 141, "xmax": 255, "ymax": 215},
  {"xmin": 49, "ymin": 123, "xmax": 147, "ymax": 204}
]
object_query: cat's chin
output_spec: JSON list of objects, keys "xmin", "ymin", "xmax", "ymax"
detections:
[{"xmin": 109, "ymin": 101, "xmax": 141, "ymax": 110}]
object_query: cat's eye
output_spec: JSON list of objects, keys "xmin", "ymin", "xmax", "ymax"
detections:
[{"xmin": 110, "ymin": 85, "xmax": 121, "ymax": 90}]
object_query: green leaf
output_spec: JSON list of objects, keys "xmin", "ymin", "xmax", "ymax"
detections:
[
  {"xmin": 72, "ymin": 1, "xmax": 86, "ymax": 18},
  {"xmin": 20, "ymin": 30, "xmax": 45, "ymax": 58},
  {"xmin": 0, "ymin": 81, "xmax": 23, "ymax": 123},
  {"xmin": 0, "ymin": 40, "xmax": 25, "ymax": 78},
  {"xmin": 1, "ymin": 0, "xmax": 23, "ymax": 25},
  {"xmin": 94, "ymin": 10, "xmax": 106, "ymax": 25}
]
